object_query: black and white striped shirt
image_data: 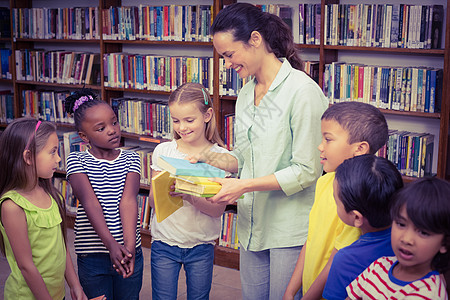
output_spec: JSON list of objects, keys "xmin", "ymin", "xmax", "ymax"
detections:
[{"xmin": 67, "ymin": 149, "xmax": 141, "ymax": 254}]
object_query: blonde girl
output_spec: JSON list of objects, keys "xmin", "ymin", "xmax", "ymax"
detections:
[
  {"xmin": 149, "ymin": 82, "xmax": 237, "ymax": 300},
  {"xmin": 0, "ymin": 117, "xmax": 86, "ymax": 300}
]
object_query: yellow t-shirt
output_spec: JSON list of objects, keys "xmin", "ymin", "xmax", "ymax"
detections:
[
  {"xmin": 0, "ymin": 190, "xmax": 66, "ymax": 300},
  {"xmin": 302, "ymin": 172, "xmax": 361, "ymax": 296}
]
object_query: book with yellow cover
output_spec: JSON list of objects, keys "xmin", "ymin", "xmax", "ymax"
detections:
[
  {"xmin": 151, "ymin": 170, "xmax": 183, "ymax": 223},
  {"xmin": 174, "ymin": 175, "xmax": 222, "ymax": 195}
]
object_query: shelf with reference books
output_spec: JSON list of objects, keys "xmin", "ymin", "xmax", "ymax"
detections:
[{"xmin": 240, "ymin": 0, "xmax": 449, "ymax": 179}]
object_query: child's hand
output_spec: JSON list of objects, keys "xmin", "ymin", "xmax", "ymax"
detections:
[
  {"xmin": 108, "ymin": 242, "xmax": 133, "ymax": 277},
  {"xmin": 121, "ymin": 252, "xmax": 136, "ymax": 279},
  {"xmin": 70, "ymin": 285, "xmax": 88, "ymax": 300}
]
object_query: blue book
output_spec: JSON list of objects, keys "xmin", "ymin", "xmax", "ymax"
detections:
[
  {"xmin": 158, "ymin": 155, "xmax": 226, "ymax": 178},
  {"xmin": 429, "ymin": 69, "xmax": 437, "ymax": 113}
]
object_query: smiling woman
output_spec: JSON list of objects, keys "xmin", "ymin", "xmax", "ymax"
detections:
[{"xmin": 208, "ymin": 3, "xmax": 329, "ymax": 300}]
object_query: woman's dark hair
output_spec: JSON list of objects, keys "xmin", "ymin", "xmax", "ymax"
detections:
[
  {"xmin": 335, "ymin": 155, "xmax": 403, "ymax": 228},
  {"xmin": 0, "ymin": 117, "xmax": 66, "ymax": 255},
  {"xmin": 64, "ymin": 88, "xmax": 103, "ymax": 131},
  {"xmin": 211, "ymin": 3, "xmax": 304, "ymax": 71},
  {"xmin": 391, "ymin": 177, "xmax": 450, "ymax": 273}
]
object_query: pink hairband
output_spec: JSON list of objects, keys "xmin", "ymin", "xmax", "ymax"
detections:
[
  {"xmin": 73, "ymin": 95, "xmax": 93, "ymax": 111},
  {"xmin": 25, "ymin": 120, "xmax": 41, "ymax": 151}
]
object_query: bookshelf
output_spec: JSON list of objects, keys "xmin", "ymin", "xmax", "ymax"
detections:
[{"xmin": 1, "ymin": 0, "xmax": 449, "ymax": 272}]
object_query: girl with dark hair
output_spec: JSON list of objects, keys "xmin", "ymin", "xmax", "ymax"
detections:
[
  {"xmin": 0, "ymin": 117, "xmax": 87, "ymax": 300},
  {"xmin": 203, "ymin": 3, "xmax": 329, "ymax": 299},
  {"xmin": 64, "ymin": 90, "xmax": 143, "ymax": 299},
  {"xmin": 347, "ymin": 177, "xmax": 450, "ymax": 299}
]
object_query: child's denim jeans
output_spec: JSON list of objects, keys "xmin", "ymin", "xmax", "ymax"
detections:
[
  {"xmin": 77, "ymin": 246, "xmax": 143, "ymax": 300},
  {"xmin": 151, "ymin": 240, "xmax": 214, "ymax": 300}
]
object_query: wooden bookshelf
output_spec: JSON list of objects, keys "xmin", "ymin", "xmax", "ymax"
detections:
[{"xmin": 1, "ymin": 0, "xmax": 449, "ymax": 273}]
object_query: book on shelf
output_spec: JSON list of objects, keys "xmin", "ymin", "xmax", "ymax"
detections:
[
  {"xmin": 323, "ymin": 62, "xmax": 442, "ymax": 113},
  {"xmin": 381, "ymin": 130, "xmax": 435, "ymax": 178},
  {"xmin": 219, "ymin": 209, "xmax": 239, "ymax": 250},
  {"xmin": 0, "ymin": 92, "xmax": 14, "ymax": 124},
  {"xmin": 151, "ymin": 170, "xmax": 183, "ymax": 223},
  {"xmin": 157, "ymin": 155, "xmax": 226, "ymax": 178},
  {"xmin": 321, "ymin": 4, "xmax": 444, "ymax": 49}
]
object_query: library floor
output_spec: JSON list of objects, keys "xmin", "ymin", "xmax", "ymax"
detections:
[{"xmin": 0, "ymin": 229, "xmax": 242, "ymax": 300}]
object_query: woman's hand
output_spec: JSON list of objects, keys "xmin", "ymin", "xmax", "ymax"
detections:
[{"xmin": 207, "ymin": 178, "xmax": 246, "ymax": 204}]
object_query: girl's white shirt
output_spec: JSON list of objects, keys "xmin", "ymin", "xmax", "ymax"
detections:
[{"xmin": 150, "ymin": 139, "xmax": 231, "ymax": 248}]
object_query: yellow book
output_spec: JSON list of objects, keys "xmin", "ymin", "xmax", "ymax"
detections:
[
  {"xmin": 151, "ymin": 170, "xmax": 183, "ymax": 223},
  {"xmin": 174, "ymin": 175, "xmax": 222, "ymax": 195}
]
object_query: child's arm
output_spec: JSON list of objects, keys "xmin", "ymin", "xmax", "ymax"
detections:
[
  {"xmin": 119, "ymin": 171, "xmax": 140, "ymax": 278},
  {"xmin": 302, "ymin": 247, "xmax": 338, "ymax": 300},
  {"xmin": 1, "ymin": 200, "xmax": 53, "ymax": 300},
  {"xmin": 64, "ymin": 247, "xmax": 87, "ymax": 300},
  {"xmin": 189, "ymin": 152, "xmax": 238, "ymax": 173},
  {"xmin": 68, "ymin": 173, "xmax": 132, "ymax": 277},
  {"xmin": 283, "ymin": 241, "xmax": 307, "ymax": 300}
]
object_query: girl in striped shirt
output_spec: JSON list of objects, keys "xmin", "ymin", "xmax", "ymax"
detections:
[{"xmin": 65, "ymin": 90, "xmax": 143, "ymax": 300}]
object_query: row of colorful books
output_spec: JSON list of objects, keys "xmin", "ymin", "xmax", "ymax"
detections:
[
  {"xmin": 52, "ymin": 176, "xmax": 153, "ymax": 230},
  {"xmin": 111, "ymin": 97, "xmax": 173, "ymax": 140},
  {"xmin": 378, "ymin": 130, "xmax": 434, "ymax": 178},
  {"xmin": 219, "ymin": 210, "xmax": 239, "ymax": 250},
  {"xmin": 322, "ymin": 4, "xmax": 444, "ymax": 49},
  {"xmin": 102, "ymin": 5, "xmax": 212, "ymax": 42},
  {"xmin": 224, "ymin": 114, "xmax": 235, "ymax": 151},
  {"xmin": 12, "ymin": 7, "xmax": 100, "ymax": 40},
  {"xmin": 103, "ymin": 53, "xmax": 212, "ymax": 92},
  {"xmin": 0, "ymin": 49, "xmax": 12, "ymax": 80},
  {"xmin": 218, "ymin": 59, "xmax": 319, "ymax": 97},
  {"xmin": 257, "ymin": 4, "xmax": 294, "ymax": 32},
  {"xmin": 15, "ymin": 49, "xmax": 101, "ymax": 85},
  {"xmin": 21, "ymin": 90, "xmax": 72, "ymax": 123},
  {"xmin": 0, "ymin": 92, "xmax": 13, "ymax": 124},
  {"xmin": 323, "ymin": 62, "xmax": 443, "ymax": 113},
  {"xmin": 298, "ymin": 4, "xmax": 321, "ymax": 45}
]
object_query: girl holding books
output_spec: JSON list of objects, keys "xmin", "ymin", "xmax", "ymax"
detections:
[
  {"xmin": 204, "ymin": 3, "xmax": 329, "ymax": 299},
  {"xmin": 0, "ymin": 117, "xmax": 87, "ymax": 300},
  {"xmin": 149, "ymin": 82, "xmax": 236, "ymax": 300},
  {"xmin": 64, "ymin": 89, "xmax": 143, "ymax": 300}
]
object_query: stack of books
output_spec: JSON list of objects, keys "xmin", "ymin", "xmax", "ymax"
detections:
[{"xmin": 151, "ymin": 155, "xmax": 225, "ymax": 222}]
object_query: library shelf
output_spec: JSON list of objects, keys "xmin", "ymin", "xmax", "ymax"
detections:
[
  {"xmin": 214, "ymin": 245, "xmax": 240, "ymax": 270},
  {"xmin": 13, "ymin": 38, "xmax": 101, "ymax": 44},
  {"xmin": 3, "ymin": 0, "xmax": 449, "ymax": 272},
  {"xmin": 103, "ymin": 40, "xmax": 213, "ymax": 47}
]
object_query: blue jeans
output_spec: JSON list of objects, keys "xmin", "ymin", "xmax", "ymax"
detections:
[
  {"xmin": 77, "ymin": 247, "xmax": 143, "ymax": 300},
  {"xmin": 240, "ymin": 245, "xmax": 303, "ymax": 300},
  {"xmin": 151, "ymin": 240, "xmax": 214, "ymax": 300}
]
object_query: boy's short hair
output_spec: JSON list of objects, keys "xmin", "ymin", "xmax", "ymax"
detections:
[
  {"xmin": 335, "ymin": 155, "xmax": 403, "ymax": 228},
  {"xmin": 391, "ymin": 177, "xmax": 450, "ymax": 273},
  {"xmin": 321, "ymin": 102, "xmax": 388, "ymax": 154}
]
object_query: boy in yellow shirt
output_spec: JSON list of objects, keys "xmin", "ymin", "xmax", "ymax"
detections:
[{"xmin": 284, "ymin": 102, "xmax": 389, "ymax": 300}]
